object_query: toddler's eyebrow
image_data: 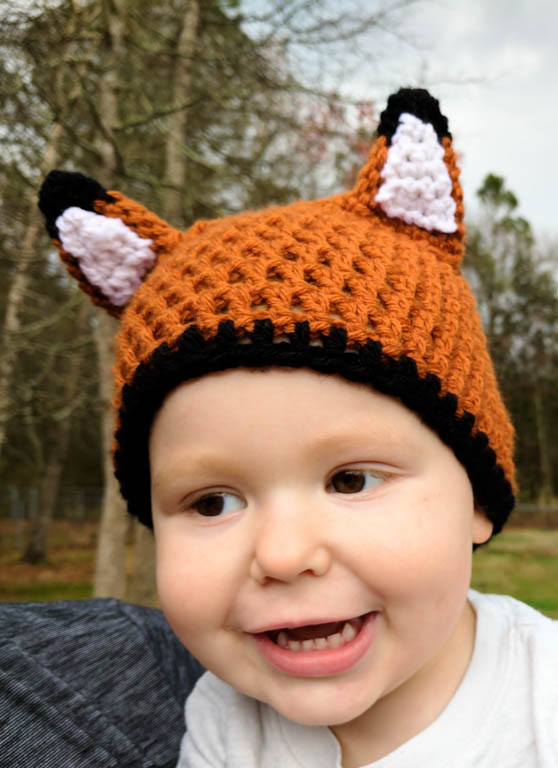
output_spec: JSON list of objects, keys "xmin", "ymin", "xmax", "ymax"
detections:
[
  {"xmin": 151, "ymin": 453, "xmax": 241, "ymax": 491},
  {"xmin": 151, "ymin": 427, "xmax": 415, "ymax": 491},
  {"xmin": 307, "ymin": 428, "xmax": 414, "ymax": 457}
]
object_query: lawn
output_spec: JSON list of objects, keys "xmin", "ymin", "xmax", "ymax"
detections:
[
  {"xmin": 1, "ymin": 520, "xmax": 558, "ymax": 618},
  {"xmin": 471, "ymin": 528, "xmax": 558, "ymax": 618},
  {"xmin": 0, "ymin": 519, "xmax": 97, "ymax": 601}
]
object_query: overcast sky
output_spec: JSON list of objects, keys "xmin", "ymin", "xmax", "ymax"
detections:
[{"xmin": 340, "ymin": 0, "xmax": 558, "ymax": 240}]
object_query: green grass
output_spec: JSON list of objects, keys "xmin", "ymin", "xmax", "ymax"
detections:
[
  {"xmin": 471, "ymin": 528, "xmax": 558, "ymax": 618},
  {"xmin": 0, "ymin": 520, "xmax": 98, "ymax": 603}
]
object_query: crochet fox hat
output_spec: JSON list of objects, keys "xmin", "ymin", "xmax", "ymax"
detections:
[{"xmin": 39, "ymin": 88, "xmax": 515, "ymax": 533}]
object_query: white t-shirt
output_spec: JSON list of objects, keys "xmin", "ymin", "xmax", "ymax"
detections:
[{"xmin": 177, "ymin": 592, "xmax": 558, "ymax": 767}]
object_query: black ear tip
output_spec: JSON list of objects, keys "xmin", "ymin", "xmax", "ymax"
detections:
[
  {"xmin": 378, "ymin": 87, "xmax": 451, "ymax": 144},
  {"xmin": 38, "ymin": 170, "xmax": 114, "ymax": 240}
]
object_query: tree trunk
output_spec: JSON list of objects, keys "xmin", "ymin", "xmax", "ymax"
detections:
[
  {"xmin": 23, "ymin": 453, "xmax": 62, "ymax": 564},
  {"xmin": 92, "ymin": 312, "xmax": 128, "ymax": 598},
  {"xmin": 92, "ymin": 0, "xmax": 128, "ymax": 599},
  {"xmin": 22, "ymin": 297, "xmax": 90, "ymax": 564},
  {"xmin": 163, "ymin": 0, "xmax": 200, "ymax": 226},
  {"xmin": 0, "ymin": 123, "xmax": 61, "ymax": 456}
]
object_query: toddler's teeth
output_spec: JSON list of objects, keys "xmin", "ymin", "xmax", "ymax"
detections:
[
  {"xmin": 342, "ymin": 621, "xmax": 357, "ymax": 642},
  {"xmin": 328, "ymin": 632, "xmax": 342, "ymax": 648},
  {"xmin": 274, "ymin": 616, "xmax": 363, "ymax": 652}
]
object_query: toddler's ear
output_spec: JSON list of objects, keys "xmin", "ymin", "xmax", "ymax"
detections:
[
  {"xmin": 38, "ymin": 170, "xmax": 181, "ymax": 316},
  {"xmin": 473, "ymin": 507, "xmax": 494, "ymax": 545}
]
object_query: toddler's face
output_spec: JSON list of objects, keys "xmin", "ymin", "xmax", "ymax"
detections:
[{"xmin": 150, "ymin": 368, "xmax": 492, "ymax": 728}]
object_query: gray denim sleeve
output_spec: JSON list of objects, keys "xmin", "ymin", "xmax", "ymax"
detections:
[{"xmin": 0, "ymin": 599, "xmax": 204, "ymax": 768}]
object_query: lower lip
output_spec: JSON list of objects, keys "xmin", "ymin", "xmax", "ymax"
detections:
[{"xmin": 251, "ymin": 613, "xmax": 378, "ymax": 677}]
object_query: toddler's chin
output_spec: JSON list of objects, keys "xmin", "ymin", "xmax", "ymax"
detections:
[{"xmin": 260, "ymin": 689, "xmax": 374, "ymax": 728}]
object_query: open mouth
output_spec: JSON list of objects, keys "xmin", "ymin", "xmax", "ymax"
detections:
[
  {"xmin": 253, "ymin": 612, "xmax": 377, "ymax": 676},
  {"xmin": 266, "ymin": 615, "xmax": 366, "ymax": 652}
]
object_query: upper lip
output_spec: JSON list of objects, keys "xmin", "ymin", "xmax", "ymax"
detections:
[{"xmin": 247, "ymin": 612, "xmax": 371, "ymax": 635}]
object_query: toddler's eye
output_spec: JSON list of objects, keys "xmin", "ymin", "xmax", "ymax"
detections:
[
  {"xmin": 328, "ymin": 469, "xmax": 383, "ymax": 495},
  {"xmin": 189, "ymin": 492, "xmax": 245, "ymax": 517}
]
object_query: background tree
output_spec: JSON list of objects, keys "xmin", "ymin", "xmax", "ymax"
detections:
[
  {"xmin": 0, "ymin": 4, "xmax": 101, "ymax": 562},
  {"xmin": 464, "ymin": 174, "xmax": 558, "ymax": 504}
]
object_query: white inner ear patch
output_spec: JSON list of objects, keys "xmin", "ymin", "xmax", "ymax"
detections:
[
  {"xmin": 56, "ymin": 207, "xmax": 156, "ymax": 306},
  {"xmin": 375, "ymin": 112, "xmax": 457, "ymax": 233}
]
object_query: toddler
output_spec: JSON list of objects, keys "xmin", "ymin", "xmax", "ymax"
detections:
[{"xmin": 39, "ymin": 88, "xmax": 558, "ymax": 767}]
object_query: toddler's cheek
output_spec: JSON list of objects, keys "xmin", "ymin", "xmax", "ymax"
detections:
[
  {"xmin": 157, "ymin": 589, "xmax": 204, "ymax": 654},
  {"xmin": 155, "ymin": 557, "xmax": 197, "ymax": 629},
  {"xmin": 155, "ymin": 558, "xmax": 222, "ymax": 639},
  {"xmin": 156, "ymin": 568, "xmax": 184, "ymax": 627}
]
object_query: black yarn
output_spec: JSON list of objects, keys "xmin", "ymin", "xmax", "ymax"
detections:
[
  {"xmin": 251, "ymin": 318, "xmax": 274, "ymax": 345},
  {"xmin": 377, "ymin": 88, "xmax": 451, "ymax": 145},
  {"xmin": 38, "ymin": 170, "xmax": 115, "ymax": 240},
  {"xmin": 290, "ymin": 321, "xmax": 311, "ymax": 348},
  {"xmin": 114, "ymin": 320, "xmax": 514, "ymax": 536},
  {"xmin": 322, "ymin": 326, "xmax": 348, "ymax": 352}
]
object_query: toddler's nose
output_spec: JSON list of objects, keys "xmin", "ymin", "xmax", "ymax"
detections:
[{"xmin": 249, "ymin": 499, "xmax": 332, "ymax": 584}]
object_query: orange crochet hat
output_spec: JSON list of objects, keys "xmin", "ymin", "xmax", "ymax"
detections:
[{"xmin": 39, "ymin": 88, "xmax": 515, "ymax": 533}]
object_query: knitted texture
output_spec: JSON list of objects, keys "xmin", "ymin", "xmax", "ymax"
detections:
[
  {"xmin": 374, "ymin": 113, "xmax": 457, "ymax": 233},
  {"xmin": 56, "ymin": 207, "xmax": 157, "ymax": 307},
  {"xmin": 38, "ymin": 88, "xmax": 515, "ymax": 534}
]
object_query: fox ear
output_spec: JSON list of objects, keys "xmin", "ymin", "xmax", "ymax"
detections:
[
  {"xmin": 38, "ymin": 171, "xmax": 181, "ymax": 316},
  {"xmin": 374, "ymin": 88, "xmax": 459, "ymax": 234},
  {"xmin": 348, "ymin": 88, "xmax": 464, "ymax": 265}
]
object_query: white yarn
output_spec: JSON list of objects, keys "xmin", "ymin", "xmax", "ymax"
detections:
[
  {"xmin": 56, "ymin": 207, "xmax": 156, "ymax": 306},
  {"xmin": 375, "ymin": 112, "xmax": 457, "ymax": 233}
]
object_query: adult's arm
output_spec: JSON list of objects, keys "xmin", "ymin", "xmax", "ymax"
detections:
[{"xmin": 0, "ymin": 599, "xmax": 204, "ymax": 768}]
